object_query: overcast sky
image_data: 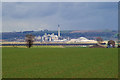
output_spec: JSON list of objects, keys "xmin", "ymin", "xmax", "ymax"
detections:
[{"xmin": 2, "ymin": 2, "xmax": 118, "ymax": 32}]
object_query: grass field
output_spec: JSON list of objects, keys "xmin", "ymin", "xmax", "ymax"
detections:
[{"xmin": 2, "ymin": 47, "xmax": 118, "ymax": 78}]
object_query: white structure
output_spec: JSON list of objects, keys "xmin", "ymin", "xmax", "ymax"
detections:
[
  {"xmin": 58, "ymin": 24, "xmax": 60, "ymax": 38},
  {"xmin": 42, "ymin": 33, "xmax": 58, "ymax": 42},
  {"xmin": 35, "ymin": 25, "xmax": 62, "ymax": 42},
  {"xmin": 68, "ymin": 37, "xmax": 96, "ymax": 43}
]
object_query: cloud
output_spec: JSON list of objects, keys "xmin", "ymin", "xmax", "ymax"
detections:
[
  {"xmin": 2, "ymin": 2, "xmax": 118, "ymax": 32},
  {"xmin": 2, "ymin": 0, "xmax": 120, "ymax": 2},
  {"xmin": 3, "ymin": 2, "xmax": 59, "ymax": 18}
]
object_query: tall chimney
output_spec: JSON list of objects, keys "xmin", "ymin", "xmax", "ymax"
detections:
[{"xmin": 58, "ymin": 24, "xmax": 60, "ymax": 38}]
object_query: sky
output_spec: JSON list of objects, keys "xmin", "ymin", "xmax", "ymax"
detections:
[
  {"xmin": 1, "ymin": 0, "xmax": 120, "ymax": 2},
  {"xmin": 2, "ymin": 2, "xmax": 118, "ymax": 32}
]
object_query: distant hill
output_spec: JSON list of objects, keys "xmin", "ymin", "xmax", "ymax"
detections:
[{"xmin": 2, "ymin": 30, "xmax": 118, "ymax": 41}]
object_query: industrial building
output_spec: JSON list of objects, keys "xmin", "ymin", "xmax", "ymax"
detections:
[
  {"xmin": 35, "ymin": 25, "xmax": 97, "ymax": 43},
  {"xmin": 41, "ymin": 33, "xmax": 58, "ymax": 42},
  {"xmin": 35, "ymin": 25, "xmax": 62, "ymax": 42}
]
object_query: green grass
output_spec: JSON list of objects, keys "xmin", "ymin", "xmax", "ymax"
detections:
[{"xmin": 2, "ymin": 47, "xmax": 118, "ymax": 78}]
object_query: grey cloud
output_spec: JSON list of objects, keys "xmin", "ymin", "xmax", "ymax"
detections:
[
  {"xmin": 3, "ymin": 2, "xmax": 59, "ymax": 19},
  {"xmin": 2, "ymin": 2, "xmax": 118, "ymax": 32}
]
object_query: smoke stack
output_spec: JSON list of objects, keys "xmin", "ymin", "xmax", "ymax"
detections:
[{"xmin": 58, "ymin": 24, "xmax": 60, "ymax": 38}]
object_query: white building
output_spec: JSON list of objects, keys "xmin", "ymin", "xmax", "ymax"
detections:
[
  {"xmin": 41, "ymin": 33, "xmax": 58, "ymax": 42},
  {"xmin": 35, "ymin": 25, "xmax": 62, "ymax": 42}
]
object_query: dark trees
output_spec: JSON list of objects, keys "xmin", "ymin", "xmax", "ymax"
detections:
[{"xmin": 25, "ymin": 34, "xmax": 34, "ymax": 48}]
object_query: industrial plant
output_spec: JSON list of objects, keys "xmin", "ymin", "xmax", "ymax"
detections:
[
  {"xmin": 34, "ymin": 25, "xmax": 97, "ymax": 43},
  {"xmin": 35, "ymin": 25, "xmax": 65, "ymax": 42},
  {"xmin": 1, "ymin": 24, "xmax": 117, "ymax": 48}
]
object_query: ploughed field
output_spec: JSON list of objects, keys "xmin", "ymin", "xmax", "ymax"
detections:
[{"xmin": 2, "ymin": 47, "xmax": 118, "ymax": 78}]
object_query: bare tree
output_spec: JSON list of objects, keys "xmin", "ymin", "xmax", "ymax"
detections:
[
  {"xmin": 25, "ymin": 34, "xmax": 35, "ymax": 48},
  {"xmin": 96, "ymin": 37, "xmax": 103, "ymax": 44}
]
